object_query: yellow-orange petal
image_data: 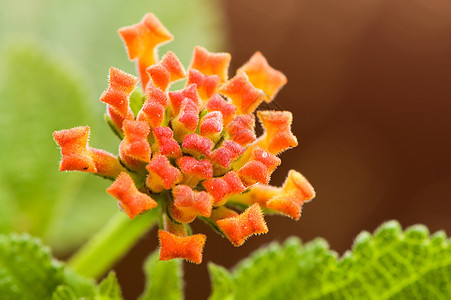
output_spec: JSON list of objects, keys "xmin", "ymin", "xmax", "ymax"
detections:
[
  {"xmin": 237, "ymin": 51, "xmax": 287, "ymax": 102},
  {"xmin": 89, "ymin": 147, "xmax": 126, "ymax": 179},
  {"xmin": 53, "ymin": 126, "xmax": 96, "ymax": 173},
  {"xmin": 106, "ymin": 172, "xmax": 157, "ymax": 219},
  {"xmin": 190, "ymin": 46, "xmax": 231, "ymax": 83},
  {"xmin": 266, "ymin": 170, "xmax": 315, "ymax": 220},
  {"xmin": 118, "ymin": 13, "xmax": 173, "ymax": 88},
  {"xmin": 160, "ymin": 51, "xmax": 186, "ymax": 82},
  {"xmin": 158, "ymin": 230, "xmax": 206, "ymax": 264},
  {"xmin": 219, "ymin": 73, "xmax": 264, "ymax": 115},
  {"xmin": 216, "ymin": 203, "xmax": 268, "ymax": 246},
  {"xmin": 228, "ymin": 184, "xmax": 280, "ymax": 208},
  {"xmin": 257, "ymin": 110, "xmax": 298, "ymax": 154}
]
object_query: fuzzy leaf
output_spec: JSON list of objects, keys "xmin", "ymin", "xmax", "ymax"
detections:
[
  {"xmin": 208, "ymin": 263, "xmax": 234, "ymax": 300},
  {"xmin": 97, "ymin": 272, "xmax": 123, "ymax": 300},
  {"xmin": 139, "ymin": 250, "xmax": 183, "ymax": 300},
  {"xmin": 209, "ymin": 221, "xmax": 451, "ymax": 299},
  {"xmin": 0, "ymin": 233, "xmax": 95, "ymax": 299}
]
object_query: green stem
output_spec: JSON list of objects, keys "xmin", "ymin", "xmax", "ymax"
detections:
[{"xmin": 67, "ymin": 209, "xmax": 158, "ymax": 279}]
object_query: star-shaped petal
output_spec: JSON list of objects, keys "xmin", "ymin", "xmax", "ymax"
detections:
[
  {"xmin": 190, "ymin": 46, "xmax": 231, "ymax": 82},
  {"xmin": 158, "ymin": 230, "xmax": 206, "ymax": 264},
  {"xmin": 257, "ymin": 110, "xmax": 298, "ymax": 154},
  {"xmin": 107, "ymin": 172, "xmax": 157, "ymax": 219},
  {"xmin": 237, "ymin": 51, "xmax": 287, "ymax": 102},
  {"xmin": 118, "ymin": 13, "xmax": 173, "ymax": 88}
]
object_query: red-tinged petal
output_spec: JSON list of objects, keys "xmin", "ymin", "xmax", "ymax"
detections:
[
  {"xmin": 182, "ymin": 133, "xmax": 213, "ymax": 158},
  {"xmin": 147, "ymin": 64, "xmax": 170, "ymax": 91},
  {"xmin": 89, "ymin": 147, "xmax": 126, "ymax": 179},
  {"xmin": 144, "ymin": 83, "xmax": 169, "ymax": 107},
  {"xmin": 137, "ymin": 101, "xmax": 165, "ymax": 128},
  {"xmin": 107, "ymin": 106, "xmax": 134, "ymax": 133},
  {"xmin": 158, "ymin": 230, "xmax": 206, "ymax": 264},
  {"xmin": 176, "ymin": 156, "xmax": 213, "ymax": 185},
  {"xmin": 205, "ymin": 93, "xmax": 237, "ymax": 126},
  {"xmin": 266, "ymin": 170, "xmax": 315, "ymax": 220},
  {"xmin": 200, "ymin": 111, "xmax": 223, "ymax": 140},
  {"xmin": 252, "ymin": 147, "xmax": 281, "ymax": 172},
  {"xmin": 53, "ymin": 126, "xmax": 96, "ymax": 173},
  {"xmin": 228, "ymin": 184, "xmax": 280, "ymax": 208},
  {"xmin": 202, "ymin": 171, "xmax": 245, "ymax": 205},
  {"xmin": 169, "ymin": 185, "xmax": 213, "ymax": 223},
  {"xmin": 225, "ymin": 114, "xmax": 256, "ymax": 146},
  {"xmin": 168, "ymin": 84, "xmax": 200, "ymax": 116},
  {"xmin": 187, "ymin": 69, "xmax": 221, "ymax": 103},
  {"xmin": 178, "ymin": 99, "xmax": 199, "ymax": 131},
  {"xmin": 106, "ymin": 172, "xmax": 157, "ymax": 219},
  {"xmin": 109, "ymin": 67, "xmax": 139, "ymax": 94},
  {"xmin": 238, "ymin": 160, "xmax": 269, "ymax": 186},
  {"xmin": 146, "ymin": 153, "xmax": 182, "ymax": 192},
  {"xmin": 219, "ymin": 73, "xmax": 264, "ymax": 115},
  {"xmin": 160, "ymin": 51, "xmax": 186, "ymax": 82},
  {"xmin": 190, "ymin": 46, "xmax": 231, "ymax": 82},
  {"xmin": 257, "ymin": 110, "xmax": 298, "ymax": 154},
  {"xmin": 120, "ymin": 120, "xmax": 151, "ymax": 164},
  {"xmin": 153, "ymin": 127, "xmax": 181, "ymax": 158},
  {"xmin": 216, "ymin": 203, "xmax": 268, "ymax": 246},
  {"xmin": 223, "ymin": 140, "xmax": 246, "ymax": 157},
  {"xmin": 118, "ymin": 13, "xmax": 173, "ymax": 88},
  {"xmin": 237, "ymin": 51, "xmax": 287, "ymax": 102}
]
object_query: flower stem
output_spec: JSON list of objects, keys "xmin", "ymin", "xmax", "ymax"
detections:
[{"xmin": 67, "ymin": 209, "xmax": 158, "ymax": 279}]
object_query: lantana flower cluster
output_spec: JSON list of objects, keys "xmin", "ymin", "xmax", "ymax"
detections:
[{"xmin": 53, "ymin": 13, "xmax": 315, "ymax": 264}]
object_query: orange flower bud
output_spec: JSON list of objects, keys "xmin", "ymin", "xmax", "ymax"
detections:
[
  {"xmin": 200, "ymin": 111, "xmax": 223, "ymax": 141},
  {"xmin": 152, "ymin": 127, "xmax": 181, "ymax": 158},
  {"xmin": 237, "ymin": 51, "xmax": 287, "ymax": 102},
  {"xmin": 228, "ymin": 184, "xmax": 280, "ymax": 208},
  {"xmin": 210, "ymin": 140, "xmax": 245, "ymax": 175},
  {"xmin": 168, "ymin": 84, "xmax": 200, "ymax": 116},
  {"xmin": 266, "ymin": 170, "xmax": 315, "ymax": 220},
  {"xmin": 172, "ymin": 99, "xmax": 199, "ymax": 141},
  {"xmin": 89, "ymin": 148, "xmax": 126, "ymax": 179},
  {"xmin": 182, "ymin": 133, "xmax": 213, "ymax": 158},
  {"xmin": 205, "ymin": 93, "xmax": 237, "ymax": 126},
  {"xmin": 176, "ymin": 156, "xmax": 212, "ymax": 186},
  {"xmin": 118, "ymin": 13, "xmax": 173, "ymax": 88},
  {"xmin": 119, "ymin": 120, "xmax": 151, "ymax": 169},
  {"xmin": 202, "ymin": 171, "xmax": 245, "ymax": 206},
  {"xmin": 146, "ymin": 153, "xmax": 182, "ymax": 193},
  {"xmin": 225, "ymin": 114, "xmax": 256, "ymax": 146},
  {"xmin": 169, "ymin": 185, "xmax": 213, "ymax": 223},
  {"xmin": 53, "ymin": 126, "xmax": 96, "ymax": 173},
  {"xmin": 158, "ymin": 230, "xmax": 206, "ymax": 264},
  {"xmin": 237, "ymin": 147, "xmax": 281, "ymax": 186},
  {"xmin": 216, "ymin": 203, "xmax": 268, "ymax": 246},
  {"xmin": 219, "ymin": 73, "xmax": 264, "ymax": 115},
  {"xmin": 187, "ymin": 69, "xmax": 221, "ymax": 103},
  {"xmin": 106, "ymin": 172, "xmax": 157, "ymax": 219},
  {"xmin": 190, "ymin": 46, "xmax": 231, "ymax": 83},
  {"xmin": 147, "ymin": 51, "xmax": 186, "ymax": 91},
  {"xmin": 209, "ymin": 206, "xmax": 239, "ymax": 222},
  {"xmin": 257, "ymin": 110, "xmax": 298, "ymax": 154}
]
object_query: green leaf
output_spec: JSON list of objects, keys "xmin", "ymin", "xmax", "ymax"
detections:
[
  {"xmin": 208, "ymin": 263, "xmax": 234, "ymax": 300},
  {"xmin": 51, "ymin": 286, "xmax": 78, "ymax": 300},
  {"xmin": 0, "ymin": 44, "xmax": 117, "ymax": 253},
  {"xmin": 129, "ymin": 89, "xmax": 146, "ymax": 117},
  {"xmin": 139, "ymin": 249, "xmax": 183, "ymax": 300},
  {"xmin": 209, "ymin": 221, "xmax": 451, "ymax": 299},
  {"xmin": 0, "ymin": 233, "xmax": 95, "ymax": 299},
  {"xmin": 96, "ymin": 272, "xmax": 123, "ymax": 300}
]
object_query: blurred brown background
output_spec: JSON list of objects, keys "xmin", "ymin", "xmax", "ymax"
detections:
[{"xmin": 115, "ymin": 0, "xmax": 451, "ymax": 298}]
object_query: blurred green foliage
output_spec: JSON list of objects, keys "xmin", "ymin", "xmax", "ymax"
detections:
[{"xmin": 0, "ymin": 0, "xmax": 225, "ymax": 253}]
